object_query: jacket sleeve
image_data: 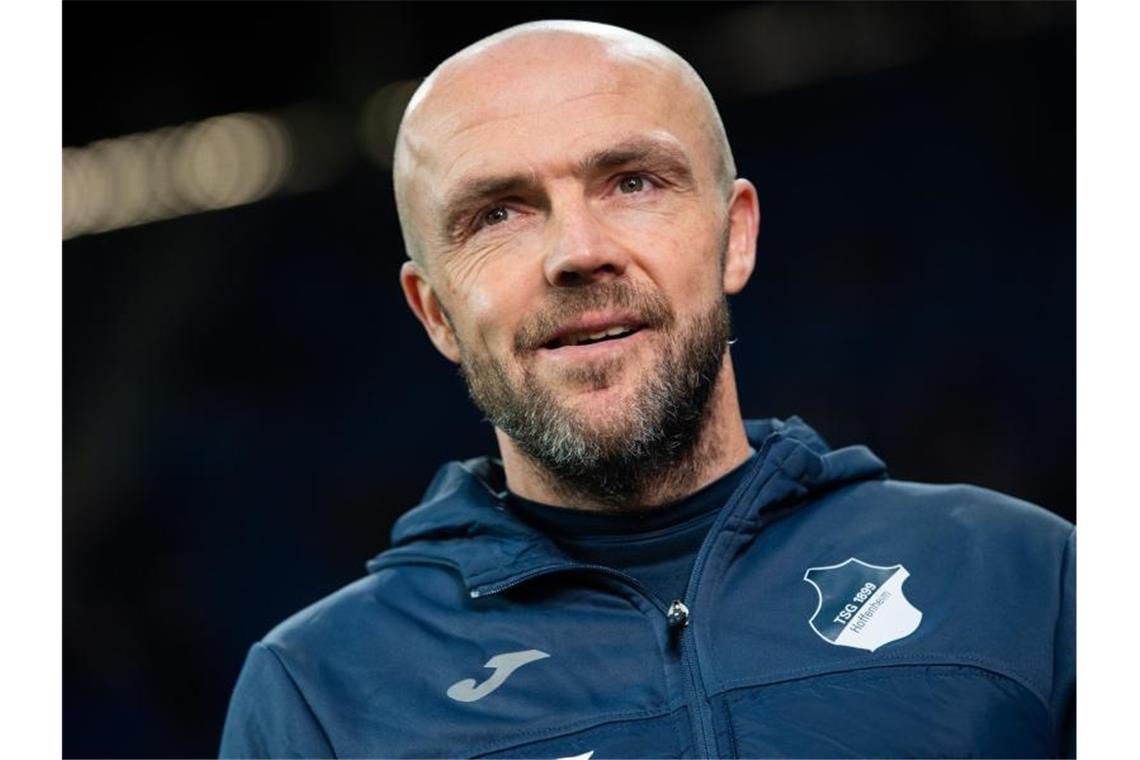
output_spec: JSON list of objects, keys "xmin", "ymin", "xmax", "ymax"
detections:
[
  {"xmin": 219, "ymin": 642, "xmax": 336, "ymax": 759},
  {"xmin": 1051, "ymin": 528, "xmax": 1076, "ymax": 759}
]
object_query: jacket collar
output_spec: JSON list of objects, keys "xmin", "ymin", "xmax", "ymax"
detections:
[{"xmin": 367, "ymin": 417, "xmax": 886, "ymax": 596}]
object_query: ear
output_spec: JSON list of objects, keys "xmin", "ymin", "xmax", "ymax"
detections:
[
  {"xmin": 722, "ymin": 178, "xmax": 760, "ymax": 295},
  {"xmin": 400, "ymin": 260, "xmax": 462, "ymax": 364}
]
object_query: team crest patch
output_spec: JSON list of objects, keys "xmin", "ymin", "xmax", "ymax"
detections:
[{"xmin": 803, "ymin": 557, "xmax": 922, "ymax": 652}]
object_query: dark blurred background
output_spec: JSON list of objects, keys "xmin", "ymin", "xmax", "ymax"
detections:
[{"xmin": 63, "ymin": 2, "xmax": 1075, "ymax": 756}]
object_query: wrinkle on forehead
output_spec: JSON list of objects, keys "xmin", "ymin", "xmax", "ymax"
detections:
[{"xmin": 393, "ymin": 21, "xmax": 735, "ymax": 267}]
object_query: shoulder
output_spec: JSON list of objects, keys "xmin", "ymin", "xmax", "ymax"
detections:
[
  {"xmin": 223, "ymin": 557, "xmax": 481, "ymax": 757},
  {"xmin": 804, "ymin": 477, "xmax": 1073, "ymax": 553},
  {"xmin": 878, "ymin": 479, "xmax": 1068, "ymax": 523},
  {"xmin": 260, "ymin": 558, "xmax": 469, "ymax": 661},
  {"xmin": 749, "ymin": 476, "xmax": 1075, "ymax": 719},
  {"xmin": 770, "ymin": 477, "xmax": 1074, "ymax": 664}
]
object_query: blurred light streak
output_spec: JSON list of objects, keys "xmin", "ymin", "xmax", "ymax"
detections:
[{"xmin": 63, "ymin": 112, "xmax": 293, "ymax": 240}]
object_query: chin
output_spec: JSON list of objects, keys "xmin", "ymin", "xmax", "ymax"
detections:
[{"xmin": 552, "ymin": 366, "xmax": 642, "ymax": 406}]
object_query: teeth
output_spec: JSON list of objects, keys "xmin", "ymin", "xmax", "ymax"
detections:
[{"xmin": 565, "ymin": 325, "xmax": 634, "ymax": 346}]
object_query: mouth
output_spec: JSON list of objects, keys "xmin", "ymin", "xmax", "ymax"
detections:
[
  {"xmin": 535, "ymin": 313, "xmax": 649, "ymax": 360},
  {"xmin": 543, "ymin": 323, "xmax": 643, "ymax": 349}
]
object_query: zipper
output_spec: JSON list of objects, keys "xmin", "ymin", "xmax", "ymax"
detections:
[
  {"xmin": 676, "ymin": 434, "xmax": 787, "ymax": 758},
  {"xmin": 679, "ymin": 615, "xmax": 713, "ymax": 757}
]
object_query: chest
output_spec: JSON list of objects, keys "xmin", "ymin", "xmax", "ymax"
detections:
[{"xmin": 318, "ymin": 563, "xmax": 1054, "ymax": 759}]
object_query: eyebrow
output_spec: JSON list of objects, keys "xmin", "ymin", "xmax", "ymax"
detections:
[
  {"xmin": 438, "ymin": 136, "xmax": 695, "ymax": 242},
  {"xmin": 577, "ymin": 137, "xmax": 694, "ymax": 179}
]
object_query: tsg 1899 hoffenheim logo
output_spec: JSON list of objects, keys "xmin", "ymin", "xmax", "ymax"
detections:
[{"xmin": 803, "ymin": 558, "xmax": 922, "ymax": 652}]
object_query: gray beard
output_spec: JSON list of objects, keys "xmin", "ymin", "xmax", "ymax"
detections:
[{"xmin": 457, "ymin": 285, "xmax": 732, "ymax": 508}]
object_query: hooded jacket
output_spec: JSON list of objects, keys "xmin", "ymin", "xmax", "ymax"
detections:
[{"xmin": 220, "ymin": 418, "xmax": 1075, "ymax": 758}]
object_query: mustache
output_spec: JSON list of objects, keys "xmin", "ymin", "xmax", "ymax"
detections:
[{"xmin": 513, "ymin": 281, "xmax": 676, "ymax": 353}]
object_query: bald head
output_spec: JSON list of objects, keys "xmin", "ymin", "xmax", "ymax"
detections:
[{"xmin": 392, "ymin": 20, "xmax": 737, "ymax": 266}]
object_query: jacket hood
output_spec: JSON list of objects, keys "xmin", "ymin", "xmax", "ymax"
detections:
[{"xmin": 367, "ymin": 417, "xmax": 886, "ymax": 596}]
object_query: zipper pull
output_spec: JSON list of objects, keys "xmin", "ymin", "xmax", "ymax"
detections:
[{"xmin": 666, "ymin": 599, "xmax": 690, "ymax": 629}]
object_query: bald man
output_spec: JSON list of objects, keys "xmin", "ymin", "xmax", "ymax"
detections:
[{"xmin": 221, "ymin": 21, "xmax": 1074, "ymax": 759}]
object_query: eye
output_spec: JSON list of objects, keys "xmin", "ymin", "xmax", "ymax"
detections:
[
  {"xmin": 617, "ymin": 174, "xmax": 647, "ymax": 194},
  {"xmin": 483, "ymin": 206, "xmax": 510, "ymax": 226}
]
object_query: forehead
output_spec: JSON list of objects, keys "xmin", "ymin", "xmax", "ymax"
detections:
[{"xmin": 404, "ymin": 37, "xmax": 711, "ymax": 201}]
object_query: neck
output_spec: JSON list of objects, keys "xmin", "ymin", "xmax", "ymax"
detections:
[{"xmin": 496, "ymin": 350, "xmax": 753, "ymax": 512}]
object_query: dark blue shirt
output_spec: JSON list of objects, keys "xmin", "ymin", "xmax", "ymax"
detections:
[{"xmin": 506, "ymin": 452, "xmax": 758, "ymax": 605}]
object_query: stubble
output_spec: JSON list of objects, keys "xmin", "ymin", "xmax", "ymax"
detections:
[{"xmin": 457, "ymin": 281, "xmax": 732, "ymax": 509}]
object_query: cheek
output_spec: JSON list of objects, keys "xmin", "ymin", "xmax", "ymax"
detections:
[
  {"xmin": 633, "ymin": 212, "xmax": 725, "ymax": 297},
  {"xmin": 466, "ymin": 286, "xmax": 497, "ymax": 319},
  {"xmin": 447, "ymin": 266, "xmax": 535, "ymax": 354}
]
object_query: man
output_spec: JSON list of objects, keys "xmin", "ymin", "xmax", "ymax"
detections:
[{"xmin": 221, "ymin": 21, "xmax": 1074, "ymax": 758}]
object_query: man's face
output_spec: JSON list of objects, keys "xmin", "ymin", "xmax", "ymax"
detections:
[{"xmin": 399, "ymin": 34, "xmax": 756, "ymax": 503}]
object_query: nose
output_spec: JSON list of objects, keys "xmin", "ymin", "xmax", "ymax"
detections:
[{"xmin": 542, "ymin": 196, "xmax": 630, "ymax": 287}]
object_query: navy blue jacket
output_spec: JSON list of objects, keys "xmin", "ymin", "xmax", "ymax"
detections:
[{"xmin": 220, "ymin": 418, "xmax": 1075, "ymax": 758}]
